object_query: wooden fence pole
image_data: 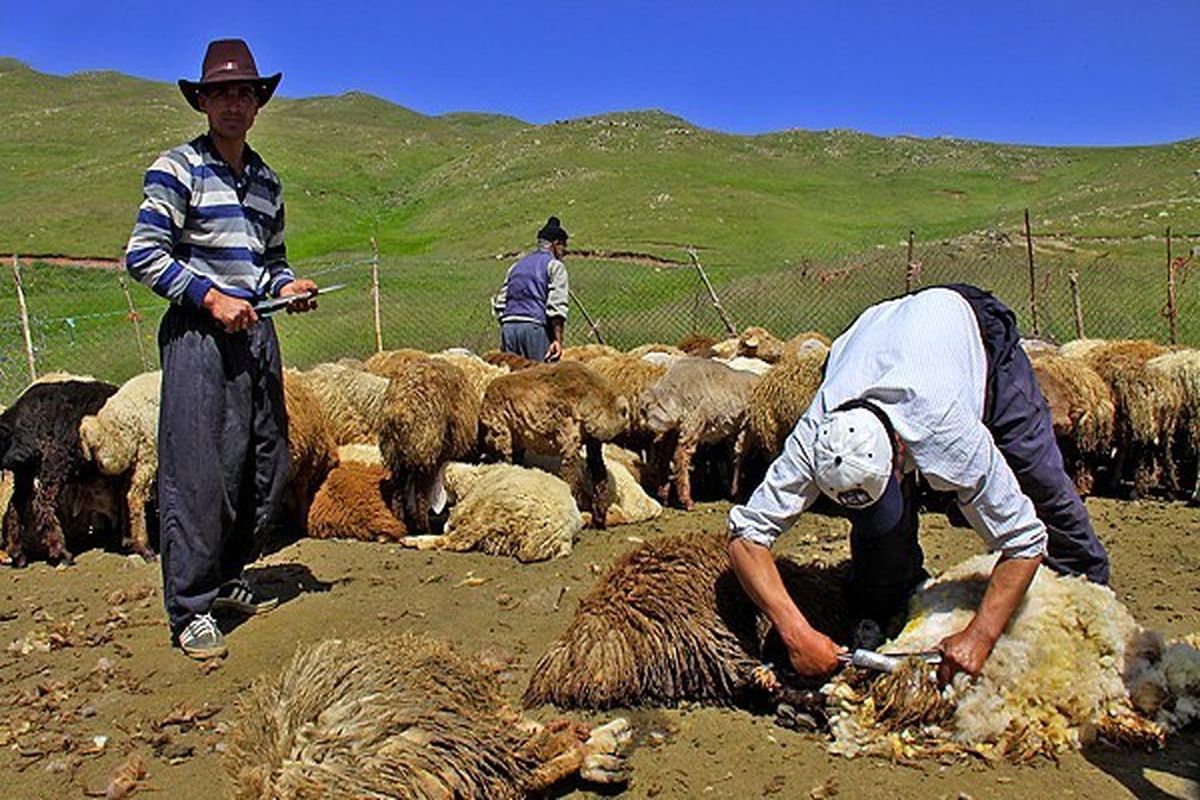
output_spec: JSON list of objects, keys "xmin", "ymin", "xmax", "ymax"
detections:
[
  {"xmin": 370, "ymin": 237, "xmax": 384, "ymax": 353},
  {"xmin": 1023, "ymin": 209, "xmax": 1041, "ymax": 336},
  {"xmin": 117, "ymin": 257, "xmax": 151, "ymax": 371},
  {"xmin": 904, "ymin": 229, "xmax": 916, "ymax": 293},
  {"xmin": 687, "ymin": 247, "xmax": 737, "ymax": 336},
  {"xmin": 568, "ymin": 289, "xmax": 605, "ymax": 345},
  {"xmin": 1068, "ymin": 269, "xmax": 1085, "ymax": 340},
  {"xmin": 1166, "ymin": 227, "xmax": 1178, "ymax": 345},
  {"xmin": 11, "ymin": 254, "xmax": 37, "ymax": 382}
]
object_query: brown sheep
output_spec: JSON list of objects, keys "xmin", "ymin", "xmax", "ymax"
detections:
[
  {"xmin": 479, "ymin": 361, "xmax": 629, "ymax": 528},
  {"xmin": 1061, "ymin": 338, "xmax": 1180, "ymax": 496},
  {"xmin": 1029, "ymin": 352, "xmax": 1116, "ymax": 496},
  {"xmin": 640, "ymin": 357, "xmax": 759, "ymax": 509},
  {"xmin": 737, "ymin": 325, "xmax": 788, "ymax": 363},
  {"xmin": 524, "ymin": 532, "xmax": 850, "ymax": 710},
  {"xmin": 561, "ymin": 343, "xmax": 622, "ymax": 362},
  {"xmin": 293, "ymin": 363, "xmax": 389, "ymax": 446},
  {"xmin": 379, "ymin": 358, "xmax": 480, "ymax": 534},
  {"xmin": 626, "ymin": 342, "xmax": 684, "ymax": 359},
  {"xmin": 1146, "ymin": 349, "xmax": 1200, "ymax": 502},
  {"xmin": 431, "ymin": 349, "xmax": 510, "ymax": 403},
  {"xmin": 585, "ymin": 354, "xmax": 668, "ymax": 445},
  {"xmin": 677, "ymin": 332, "xmax": 719, "ymax": 357},
  {"xmin": 306, "ymin": 460, "xmax": 406, "ymax": 542},
  {"xmin": 281, "ymin": 370, "xmax": 339, "ymax": 533},
  {"xmin": 483, "ymin": 349, "xmax": 540, "ymax": 371},
  {"xmin": 225, "ymin": 632, "xmax": 631, "ymax": 798},
  {"xmin": 746, "ymin": 347, "xmax": 829, "ymax": 461},
  {"xmin": 362, "ymin": 347, "xmax": 429, "ymax": 379}
]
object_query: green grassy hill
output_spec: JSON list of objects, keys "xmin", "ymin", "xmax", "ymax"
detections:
[{"xmin": 3, "ymin": 57, "xmax": 1197, "ymax": 264}]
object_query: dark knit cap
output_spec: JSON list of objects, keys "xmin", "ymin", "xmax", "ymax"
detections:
[{"xmin": 537, "ymin": 216, "xmax": 569, "ymax": 243}]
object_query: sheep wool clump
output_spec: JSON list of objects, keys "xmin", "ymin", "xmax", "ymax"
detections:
[{"xmin": 824, "ymin": 553, "xmax": 1196, "ymax": 762}]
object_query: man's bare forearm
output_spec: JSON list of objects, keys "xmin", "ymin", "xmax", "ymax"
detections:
[
  {"xmin": 727, "ymin": 538, "xmax": 809, "ymax": 634},
  {"xmin": 972, "ymin": 555, "xmax": 1040, "ymax": 641}
]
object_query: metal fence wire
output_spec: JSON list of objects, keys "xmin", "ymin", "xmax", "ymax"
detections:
[{"xmin": 2, "ymin": 228, "xmax": 1196, "ymax": 403}]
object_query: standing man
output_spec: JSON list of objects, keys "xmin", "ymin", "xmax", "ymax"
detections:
[
  {"xmin": 493, "ymin": 216, "xmax": 570, "ymax": 362},
  {"xmin": 727, "ymin": 285, "xmax": 1109, "ymax": 682},
  {"xmin": 126, "ymin": 39, "xmax": 319, "ymax": 659}
]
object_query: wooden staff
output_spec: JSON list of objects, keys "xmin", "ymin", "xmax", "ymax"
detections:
[
  {"xmin": 1024, "ymin": 209, "xmax": 1040, "ymax": 336},
  {"xmin": 1068, "ymin": 269, "xmax": 1085, "ymax": 340},
  {"xmin": 687, "ymin": 247, "xmax": 736, "ymax": 336},
  {"xmin": 1166, "ymin": 227, "xmax": 1178, "ymax": 345},
  {"xmin": 568, "ymin": 288, "xmax": 605, "ymax": 345},
  {"xmin": 370, "ymin": 237, "xmax": 384, "ymax": 353},
  {"xmin": 118, "ymin": 267, "xmax": 151, "ymax": 371}
]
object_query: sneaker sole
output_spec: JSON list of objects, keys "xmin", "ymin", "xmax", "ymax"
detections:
[
  {"xmin": 181, "ymin": 641, "xmax": 227, "ymax": 660},
  {"xmin": 211, "ymin": 597, "xmax": 279, "ymax": 616}
]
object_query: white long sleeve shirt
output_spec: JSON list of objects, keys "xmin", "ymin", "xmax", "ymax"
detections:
[{"xmin": 728, "ymin": 288, "xmax": 1048, "ymax": 561}]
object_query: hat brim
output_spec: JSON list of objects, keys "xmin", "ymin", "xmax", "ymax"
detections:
[
  {"xmin": 178, "ymin": 72, "xmax": 282, "ymax": 112},
  {"xmin": 839, "ymin": 471, "xmax": 905, "ymax": 534}
]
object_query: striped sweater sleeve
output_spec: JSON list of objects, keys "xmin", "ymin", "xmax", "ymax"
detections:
[
  {"xmin": 124, "ymin": 150, "xmax": 213, "ymax": 308},
  {"xmin": 264, "ymin": 187, "xmax": 295, "ymax": 297}
]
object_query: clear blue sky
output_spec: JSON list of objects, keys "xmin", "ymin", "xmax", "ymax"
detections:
[{"xmin": 2, "ymin": 1, "xmax": 1197, "ymax": 146}]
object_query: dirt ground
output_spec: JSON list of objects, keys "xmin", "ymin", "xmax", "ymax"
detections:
[{"xmin": 0, "ymin": 496, "xmax": 1196, "ymax": 799}]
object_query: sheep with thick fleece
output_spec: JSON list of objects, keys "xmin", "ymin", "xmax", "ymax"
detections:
[
  {"xmin": 525, "ymin": 532, "xmax": 851, "ymax": 709},
  {"xmin": 1060, "ymin": 338, "xmax": 1180, "ymax": 496},
  {"xmin": 293, "ymin": 362, "xmax": 388, "ymax": 446},
  {"xmin": 479, "ymin": 361, "xmax": 629, "ymax": 528},
  {"xmin": 823, "ymin": 553, "xmax": 1199, "ymax": 761},
  {"xmin": 1146, "ymin": 348, "xmax": 1200, "ymax": 502},
  {"xmin": 78, "ymin": 370, "xmax": 161, "ymax": 558},
  {"xmin": 640, "ymin": 356, "xmax": 759, "ymax": 509},
  {"xmin": 1029, "ymin": 352, "xmax": 1116, "ymax": 496},
  {"xmin": 627, "ymin": 343, "xmax": 684, "ymax": 359},
  {"xmin": 483, "ymin": 349, "xmax": 540, "ymax": 371},
  {"xmin": 280, "ymin": 370, "xmax": 339, "ymax": 532},
  {"xmin": 379, "ymin": 357, "xmax": 479, "ymax": 534},
  {"xmin": 362, "ymin": 346, "xmax": 429, "ymax": 379},
  {"xmin": 746, "ymin": 346, "xmax": 828, "ymax": 460},
  {"xmin": 562, "ymin": 343, "xmax": 622, "ymax": 362},
  {"xmin": 402, "ymin": 462, "xmax": 582, "ymax": 561},
  {"xmin": 225, "ymin": 632, "xmax": 631, "ymax": 798},
  {"xmin": 431, "ymin": 349, "xmax": 509, "ymax": 404},
  {"xmin": 307, "ymin": 460, "xmax": 405, "ymax": 542},
  {"xmin": 586, "ymin": 354, "xmax": 667, "ymax": 449}
]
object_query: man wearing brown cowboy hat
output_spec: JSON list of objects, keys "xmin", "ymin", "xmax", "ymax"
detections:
[{"xmin": 126, "ymin": 39, "xmax": 320, "ymax": 659}]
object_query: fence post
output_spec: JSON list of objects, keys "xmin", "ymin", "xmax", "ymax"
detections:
[
  {"xmin": 1023, "ymin": 209, "xmax": 1041, "ymax": 337},
  {"xmin": 568, "ymin": 288, "xmax": 605, "ymax": 345},
  {"xmin": 1068, "ymin": 269, "xmax": 1085, "ymax": 340},
  {"xmin": 11, "ymin": 254, "xmax": 37, "ymax": 382},
  {"xmin": 370, "ymin": 237, "xmax": 384, "ymax": 354},
  {"xmin": 117, "ymin": 266, "xmax": 151, "ymax": 371},
  {"xmin": 1165, "ymin": 227, "xmax": 1178, "ymax": 345},
  {"xmin": 687, "ymin": 247, "xmax": 737, "ymax": 337},
  {"xmin": 904, "ymin": 230, "xmax": 916, "ymax": 293}
]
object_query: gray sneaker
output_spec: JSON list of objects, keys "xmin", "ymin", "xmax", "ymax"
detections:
[
  {"xmin": 177, "ymin": 613, "xmax": 226, "ymax": 660},
  {"xmin": 212, "ymin": 575, "xmax": 279, "ymax": 616}
]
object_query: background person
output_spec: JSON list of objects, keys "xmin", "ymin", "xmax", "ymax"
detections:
[
  {"xmin": 125, "ymin": 38, "xmax": 319, "ymax": 660},
  {"xmin": 493, "ymin": 216, "xmax": 570, "ymax": 362},
  {"xmin": 726, "ymin": 284, "xmax": 1110, "ymax": 682}
]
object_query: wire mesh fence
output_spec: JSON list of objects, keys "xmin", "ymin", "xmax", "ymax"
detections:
[{"xmin": 2, "ymin": 226, "xmax": 1196, "ymax": 404}]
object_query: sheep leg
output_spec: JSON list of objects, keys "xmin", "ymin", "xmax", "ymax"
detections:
[
  {"xmin": 2, "ymin": 477, "xmax": 30, "ymax": 567},
  {"xmin": 584, "ymin": 438, "xmax": 609, "ymax": 529},
  {"xmin": 124, "ymin": 493, "xmax": 154, "ymax": 560},
  {"xmin": 730, "ymin": 427, "xmax": 748, "ymax": 499},
  {"xmin": 34, "ymin": 480, "xmax": 72, "ymax": 565},
  {"xmin": 404, "ymin": 472, "xmax": 433, "ymax": 535},
  {"xmin": 649, "ymin": 432, "xmax": 677, "ymax": 506},
  {"xmin": 673, "ymin": 428, "xmax": 701, "ymax": 511},
  {"xmin": 558, "ymin": 427, "xmax": 592, "ymax": 523}
]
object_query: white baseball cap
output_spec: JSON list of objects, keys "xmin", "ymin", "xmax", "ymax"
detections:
[{"xmin": 812, "ymin": 406, "xmax": 894, "ymax": 508}]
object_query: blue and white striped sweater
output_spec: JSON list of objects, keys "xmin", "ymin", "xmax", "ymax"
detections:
[{"xmin": 125, "ymin": 135, "xmax": 295, "ymax": 308}]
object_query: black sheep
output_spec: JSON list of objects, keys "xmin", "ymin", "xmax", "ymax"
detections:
[{"xmin": 0, "ymin": 379, "xmax": 122, "ymax": 566}]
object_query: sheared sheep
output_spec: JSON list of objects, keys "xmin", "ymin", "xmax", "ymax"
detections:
[
  {"xmin": 362, "ymin": 347, "xmax": 429, "ymax": 379},
  {"xmin": 737, "ymin": 326, "xmax": 788, "ymax": 363},
  {"xmin": 307, "ymin": 460, "xmax": 405, "ymax": 542},
  {"xmin": 640, "ymin": 357, "xmax": 759, "ymax": 509},
  {"xmin": 78, "ymin": 370, "xmax": 161, "ymax": 558},
  {"xmin": 479, "ymin": 361, "xmax": 629, "ymax": 528},
  {"xmin": 524, "ymin": 533, "xmax": 851, "ymax": 709},
  {"xmin": 716, "ymin": 355, "xmax": 774, "ymax": 376},
  {"xmin": 280, "ymin": 370, "xmax": 339, "ymax": 532},
  {"xmin": 225, "ymin": 632, "xmax": 631, "ymax": 799},
  {"xmin": 401, "ymin": 462, "xmax": 582, "ymax": 561},
  {"xmin": 1, "ymin": 379, "xmax": 123, "ymax": 565},
  {"xmin": 823, "ymin": 552, "xmax": 1200, "ymax": 762},
  {"xmin": 292, "ymin": 362, "xmax": 388, "ymax": 446},
  {"xmin": 1060, "ymin": 338, "xmax": 1180, "ymax": 496},
  {"xmin": 746, "ymin": 346, "xmax": 828, "ymax": 460},
  {"xmin": 1029, "ymin": 352, "xmax": 1116, "ymax": 496},
  {"xmin": 379, "ymin": 357, "xmax": 479, "ymax": 535}
]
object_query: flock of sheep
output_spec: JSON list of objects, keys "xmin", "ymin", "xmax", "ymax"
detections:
[{"xmin": 0, "ymin": 325, "xmax": 1198, "ymax": 795}]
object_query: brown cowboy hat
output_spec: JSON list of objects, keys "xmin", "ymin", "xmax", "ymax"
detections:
[{"xmin": 178, "ymin": 39, "xmax": 282, "ymax": 111}]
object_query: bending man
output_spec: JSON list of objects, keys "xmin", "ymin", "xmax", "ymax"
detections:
[
  {"xmin": 727, "ymin": 284, "xmax": 1109, "ymax": 681},
  {"xmin": 493, "ymin": 216, "xmax": 570, "ymax": 362}
]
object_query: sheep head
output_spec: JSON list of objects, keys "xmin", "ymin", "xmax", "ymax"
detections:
[{"xmin": 79, "ymin": 414, "xmax": 136, "ymax": 476}]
